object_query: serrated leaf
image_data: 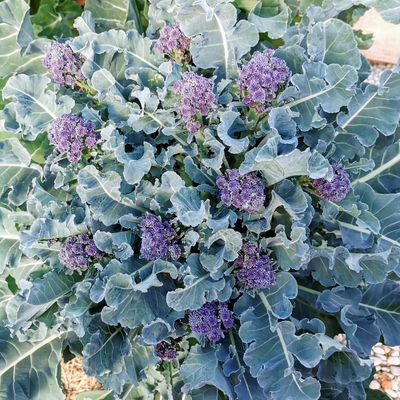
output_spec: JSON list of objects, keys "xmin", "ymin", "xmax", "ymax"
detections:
[
  {"xmin": 352, "ymin": 132, "xmax": 400, "ymax": 194},
  {"xmin": 199, "ymin": 229, "xmax": 242, "ymax": 274},
  {"xmin": 2, "ymin": 75, "xmax": 74, "ymax": 139},
  {"xmin": 5, "ymin": 271, "xmax": 80, "ymax": 335},
  {"xmin": 360, "ymin": 279, "xmax": 400, "ymax": 346},
  {"xmin": 77, "ymin": 165, "xmax": 143, "ymax": 226},
  {"xmin": 0, "ymin": 138, "xmax": 42, "ymax": 205},
  {"xmin": 0, "ymin": 0, "xmax": 45, "ymax": 79},
  {"xmin": 115, "ymin": 141, "xmax": 155, "ymax": 185},
  {"xmin": 0, "ymin": 207, "xmax": 23, "ymax": 273},
  {"xmin": 101, "ymin": 274, "xmax": 172, "ymax": 329},
  {"xmin": 249, "ymin": 3, "xmax": 290, "ymax": 39},
  {"xmin": 265, "ymin": 225, "xmax": 309, "ymax": 271},
  {"xmin": 238, "ymin": 312, "xmax": 322, "ymax": 400},
  {"xmin": 0, "ymin": 308, "xmax": 66, "ymax": 400},
  {"xmin": 307, "ymin": 19, "xmax": 361, "ymax": 68},
  {"xmin": 170, "ymin": 187, "xmax": 207, "ymax": 227},
  {"xmin": 375, "ymin": 0, "xmax": 400, "ymax": 24},
  {"xmin": 178, "ymin": 2, "xmax": 259, "ymax": 79},
  {"xmin": 337, "ymin": 68, "xmax": 400, "ymax": 146},
  {"xmin": 235, "ymin": 271, "xmax": 297, "ymax": 328},
  {"xmin": 281, "ymin": 62, "xmax": 357, "ymax": 131},
  {"xmin": 84, "ymin": 0, "xmax": 129, "ymax": 29},
  {"xmin": 216, "ymin": 110, "xmax": 248, "ymax": 154},
  {"xmin": 92, "ymin": 29, "xmax": 161, "ymax": 72},
  {"xmin": 166, "ymin": 254, "xmax": 225, "ymax": 311},
  {"xmin": 239, "ymin": 147, "xmax": 312, "ymax": 186},
  {"xmin": 180, "ymin": 344, "xmax": 236, "ymax": 399}
]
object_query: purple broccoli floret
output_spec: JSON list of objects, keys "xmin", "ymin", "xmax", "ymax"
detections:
[
  {"xmin": 154, "ymin": 24, "xmax": 191, "ymax": 62},
  {"xmin": 48, "ymin": 114, "xmax": 98, "ymax": 163},
  {"xmin": 311, "ymin": 163, "xmax": 351, "ymax": 202},
  {"xmin": 140, "ymin": 214, "xmax": 181, "ymax": 261},
  {"xmin": 234, "ymin": 242, "xmax": 276, "ymax": 291},
  {"xmin": 42, "ymin": 42, "xmax": 86, "ymax": 90},
  {"xmin": 58, "ymin": 234, "xmax": 104, "ymax": 270},
  {"xmin": 216, "ymin": 169, "xmax": 266, "ymax": 213},
  {"xmin": 237, "ymin": 49, "xmax": 290, "ymax": 114},
  {"xmin": 188, "ymin": 301, "xmax": 234, "ymax": 342},
  {"xmin": 173, "ymin": 71, "xmax": 217, "ymax": 133},
  {"xmin": 155, "ymin": 341, "xmax": 178, "ymax": 360}
]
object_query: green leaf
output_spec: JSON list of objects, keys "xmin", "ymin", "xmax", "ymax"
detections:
[
  {"xmin": 76, "ymin": 390, "xmax": 114, "ymax": 400},
  {"xmin": 375, "ymin": 0, "xmax": 400, "ymax": 24},
  {"xmin": 166, "ymin": 254, "xmax": 226, "ymax": 311},
  {"xmin": 84, "ymin": 0, "xmax": 130, "ymax": 29},
  {"xmin": 307, "ymin": 19, "xmax": 361, "ymax": 68},
  {"xmin": 337, "ymin": 67, "xmax": 400, "ymax": 146},
  {"xmin": 31, "ymin": 0, "xmax": 82, "ymax": 39},
  {"xmin": 2, "ymin": 75, "xmax": 74, "ymax": 140},
  {"xmin": 177, "ymin": 2, "xmax": 259, "ymax": 79},
  {"xmin": 199, "ymin": 229, "xmax": 242, "ymax": 273},
  {"xmin": 180, "ymin": 344, "xmax": 236, "ymax": 399},
  {"xmin": 0, "ymin": 206, "xmax": 23, "ymax": 273},
  {"xmin": 249, "ymin": 3, "xmax": 290, "ymax": 39},
  {"xmin": 0, "ymin": 308, "xmax": 66, "ymax": 400},
  {"xmin": 282, "ymin": 63, "xmax": 358, "ymax": 131},
  {"xmin": 77, "ymin": 165, "xmax": 144, "ymax": 226},
  {"xmin": 216, "ymin": 110, "xmax": 249, "ymax": 154},
  {"xmin": 360, "ymin": 279, "xmax": 400, "ymax": 346},
  {"xmin": 5, "ymin": 271, "xmax": 79, "ymax": 335},
  {"xmin": 0, "ymin": 138, "xmax": 42, "ymax": 206},
  {"xmin": 115, "ymin": 141, "xmax": 155, "ymax": 185},
  {"xmin": 0, "ymin": 0, "xmax": 45, "ymax": 80},
  {"xmin": 170, "ymin": 187, "xmax": 208, "ymax": 227}
]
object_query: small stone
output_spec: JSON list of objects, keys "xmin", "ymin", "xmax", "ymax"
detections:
[
  {"xmin": 371, "ymin": 356, "xmax": 383, "ymax": 366},
  {"xmin": 387, "ymin": 356, "xmax": 400, "ymax": 366},
  {"xmin": 385, "ymin": 389, "xmax": 397, "ymax": 398},
  {"xmin": 369, "ymin": 380, "xmax": 381, "ymax": 390},
  {"xmin": 392, "ymin": 350, "xmax": 400, "ymax": 357},
  {"xmin": 376, "ymin": 366, "xmax": 381, "ymax": 372},
  {"xmin": 382, "ymin": 367, "xmax": 390, "ymax": 372},
  {"xmin": 391, "ymin": 380, "xmax": 399, "ymax": 391},
  {"xmin": 383, "ymin": 346, "xmax": 392, "ymax": 354},
  {"xmin": 391, "ymin": 366, "xmax": 400, "ymax": 376},
  {"xmin": 374, "ymin": 346, "xmax": 386, "ymax": 355}
]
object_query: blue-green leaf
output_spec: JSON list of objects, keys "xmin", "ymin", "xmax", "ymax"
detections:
[
  {"xmin": 249, "ymin": 4, "xmax": 290, "ymax": 39},
  {"xmin": 282, "ymin": 63, "xmax": 357, "ymax": 131},
  {"xmin": 178, "ymin": 2, "xmax": 258, "ymax": 79},
  {"xmin": 199, "ymin": 229, "xmax": 242, "ymax": 274},
  {"xmin": 0, "ymin": 138, "xmax": 42, "ymax": 206},
  {"xmin": 166, "ymin": 254, "xmax": 226, "ymax": 311},
  {"xmin": 0, "ymin": 307, "xmax": 66, "ymax": 400},
  {"xmin": 337, "ymin": 67, "xmax": 400, "ymax": 146},
  {"xmin": 77, "ymin": 165, "xmax": 143, "ymax": 226},
  {"xmin": 217, "ymin": 110, "xmax": 249, "ymax": 154},
  {"xmin": 375, "ymin": 0, "xmax": 400, "ymax": 24},
  {"xmin": 170, "ymin": 187, "xmax": 208, "ymax": 227},
  {"xmin": 2, "ymin": 75, "xmax": 74, "ymax": 139},
  {"xmin": 0, "ymin": 207, "xmax": 23, "ymax": 273},
  {"xmin": 307, "ymin": 19, "xmax": 361, "ymax": 68},
  {"xmin": 180, "ymin": 344, "xmax": 236, "ymax": 399}
]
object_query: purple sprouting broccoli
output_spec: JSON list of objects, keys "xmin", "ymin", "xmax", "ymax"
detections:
[
  {"xmin": 155, "ymin": 341, "xmax": 178, "ymax": 360},
  {"xmin": 42, "ymin": 42, "xmax": 86, "ymax": 90},
  {"xmin": 173, "ymin": 71, "xmax": 217, "ymax": 133},
  {"xmin": 310, "ymin": 163, "xmax": 351, "ymax": 202},
  {"xmin": 140, "ymin": 214, "xmax": 181, "ymax": 261},
  {"xmin": 237, "ymin": 49, "xmax": 290, "ymax": 114},
  {"xmin": 188, "ymin": 301, "xmax": 234, "ymax": 342},
  {"xmin": 216, "ymin": 169, "xmax": 266, "ymax": 213},
  {"xmin": 48, "ymin": 114, "xmax": 98, "ymax": 163},
  {"xmin": 58, "ymin": 234, "xmax": 104, "ymax": 270},
  {"xmin": 154, "ymin": 24, "xmax": 191, "ymax": 62},
  {"xmin": 234, "ymin": 242, "xmax": 276, "ymax": 291}
]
